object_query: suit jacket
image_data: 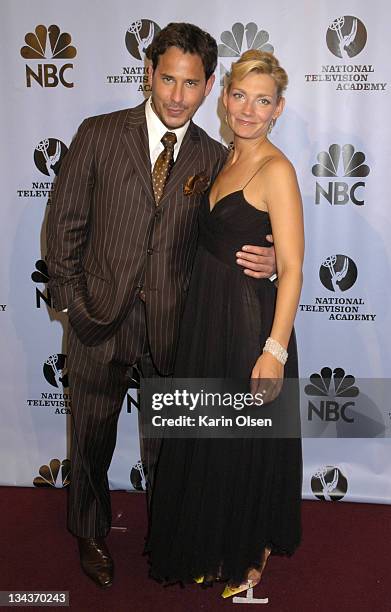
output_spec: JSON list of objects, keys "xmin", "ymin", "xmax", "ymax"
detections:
[{"xmin": 46, "ymin": 101, "xmax": 227, "ymax": 374}]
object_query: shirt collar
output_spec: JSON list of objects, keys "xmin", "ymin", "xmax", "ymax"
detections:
[{"xmin": 145, "ymin": 96, "xmax": 190, "ymax": 163}]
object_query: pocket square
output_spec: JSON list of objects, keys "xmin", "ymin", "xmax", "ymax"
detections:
[{"xmin": 183, "ymin": 171, "xmax": 210, "ymax": 196}]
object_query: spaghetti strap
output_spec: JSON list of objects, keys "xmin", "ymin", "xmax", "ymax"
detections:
[{"xmin": 242, "ymin": 158, "xmax": 272, "ymax": 190}]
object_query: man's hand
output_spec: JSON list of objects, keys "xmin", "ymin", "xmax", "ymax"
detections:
[{"xmin": 236, "ymin": 235, "xmax": 276, "ymax": 278}]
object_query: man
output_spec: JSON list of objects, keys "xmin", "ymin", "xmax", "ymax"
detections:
[{"xmin": 46, "ymin": 23, "xmax": 275, "ymax": 589}]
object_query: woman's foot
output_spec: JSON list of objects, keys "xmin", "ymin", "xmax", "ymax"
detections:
[
  {"xmin": 221, "ymin": 546, "xmax": 271, "ymax": 599},
  {"xmin": 221, "ymin": 577, "xmax": 259, "ymax": 599}
]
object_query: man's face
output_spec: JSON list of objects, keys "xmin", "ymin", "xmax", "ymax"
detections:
[{"xmin": 148, "ymin": 46, "xmax": 215, "ymax": 129}]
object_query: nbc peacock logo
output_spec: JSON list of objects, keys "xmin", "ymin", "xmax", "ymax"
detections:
[
  {"xmin": 31, "ymin": 259, "xmax": 49, "ymax": 284},
  {"xmin": 20, "ymin": 25, "xmax": 77, "ymax": 88},
  {"xmin": 305, "ymin": 367, "xmax": 359, "ymax": 425},
  {"xmin": 218, "ymin": 22, "xmax": 274, "ymax": 84},
  {"xmin": 305, "ymin": 367, "xmax": 359, "ymax": 399},
  {"xmin": 33, "ymin": 458, "xmax": 70, "ymax": 487},
  {"xmin": 312, "ymin": 144, "xmax": 369, "ymax": 206},
  {"xmin": 312, "ymin": 144, "xmax": 370, "ymax": 178},
  {"xmin": 31, "ymin": 259, "xmax": 53, "ymax": 309},
  {"xmin": 21, "ymin": 25, "xmax": 76, "ymax": 59}
]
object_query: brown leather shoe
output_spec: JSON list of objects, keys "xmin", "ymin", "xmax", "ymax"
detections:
[{"xmin": 77, "ymin": 537, "xmax": 113, "ymax": 588}]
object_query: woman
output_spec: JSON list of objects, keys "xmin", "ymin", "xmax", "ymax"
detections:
[{"xmin": 146, "ymin": 50, "xmax": 304, "ymax": 599}]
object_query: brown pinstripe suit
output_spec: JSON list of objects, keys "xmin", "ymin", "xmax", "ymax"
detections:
[{"xmin": 46, "ymin": 101, "xmax": 226, "ymax": 537}]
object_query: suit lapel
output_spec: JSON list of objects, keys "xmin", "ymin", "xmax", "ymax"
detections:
[
  {"xmin": 122, "ymin": 102, "xmax": 155, "ymax": 205},
  {"xmin": 159, "ymin": 121, "xmax": 201, "ymax": 206},
  {"xmin": 122, "ymin": 106, "xmax": 203, "ymax": 207}
]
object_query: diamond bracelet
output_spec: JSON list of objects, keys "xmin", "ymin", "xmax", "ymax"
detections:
[{"xmin": 263, "ymin": 337, "xmax": 288, "ymax": 365}]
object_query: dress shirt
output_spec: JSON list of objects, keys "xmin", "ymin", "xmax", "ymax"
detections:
[{"xmin": 145, "ymin": 96, "xmax": 189, "ymax": 167}]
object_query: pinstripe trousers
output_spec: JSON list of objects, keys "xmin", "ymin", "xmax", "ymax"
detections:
[{"xmin": 67, "ymin": 297, "xmax": 161, "ymax": 538}]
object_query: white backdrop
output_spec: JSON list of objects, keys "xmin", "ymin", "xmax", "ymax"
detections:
[{"xmin": 1, "ymin": 0, "xmax": 390, "ymax": 503}]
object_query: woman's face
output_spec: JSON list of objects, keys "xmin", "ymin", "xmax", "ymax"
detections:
[{"xmin": 223, "ymin": 71, "xmax": 284, "ymax": 141}]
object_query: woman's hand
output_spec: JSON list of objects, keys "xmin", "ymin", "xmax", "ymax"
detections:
[{"xmin": 250, "ymin": 351, "xmax": 284, "ymax": 404}]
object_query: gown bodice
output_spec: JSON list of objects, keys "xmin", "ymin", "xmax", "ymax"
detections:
[{"xmin": 198, "ymin": 190, "xmax": 272, "ymax": 269}]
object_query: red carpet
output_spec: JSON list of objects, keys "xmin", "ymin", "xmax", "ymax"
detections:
[{"xmin": 0, "ymin": 488, "xmax": 389, "ymax": 612}]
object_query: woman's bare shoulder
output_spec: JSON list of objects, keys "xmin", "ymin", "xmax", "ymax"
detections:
[{"xmin": 262, "ymin": 145, "xmax": 296, "ymax": 176}]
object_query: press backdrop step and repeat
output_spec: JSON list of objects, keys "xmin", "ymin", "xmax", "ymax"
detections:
[{"xmin": 1, "ymin": 1, "xmax": 390, "ymax": 503}]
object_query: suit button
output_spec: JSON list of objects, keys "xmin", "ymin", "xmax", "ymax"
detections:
[
  {"xmin": 139, "ymin": 290, "xmax": 146, "ymax": 302},
  {"xmin": 155, "ymin": 209, "xmax": 162, "ymax": 217},
  {"xmin": 147, "ymin": 248, "xmax": 153, "ymax": 255}
]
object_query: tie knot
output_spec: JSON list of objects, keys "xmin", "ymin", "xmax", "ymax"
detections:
[{"xmin": 161, "ymin": 131, "xmax": 177, "ymax": 149}]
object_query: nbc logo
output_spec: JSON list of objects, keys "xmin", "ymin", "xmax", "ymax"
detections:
[
  {"xmin": 31, "ymin": 259, "xmax": 53, "ymax": 309},
  {"xmin": 305, "ymin": 367, "xmax": 359, "ymax": 423},
  {"xmin": 218, "ymin": 23, "xmax": 273, "ymax": 83},
  {"xmin": 312, "ymin": 144, "xmax": 369, "ymax": 206},
  {"xmin": 33, "ymin": 458, "xmax": 70, "ymax": 487},
  {"xmin": 20, "ymin": 25, "xmax": 77, "ymax": 88}
]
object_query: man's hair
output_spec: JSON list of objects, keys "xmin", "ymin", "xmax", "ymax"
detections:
[{"xmin": 146, "ymin": 22, "xmax": 218, "ymax": 81}]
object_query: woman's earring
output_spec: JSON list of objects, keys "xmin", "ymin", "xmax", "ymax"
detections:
[{"xmin": 268, "ymin": 118, "xmax": 276, "ymax": 134}]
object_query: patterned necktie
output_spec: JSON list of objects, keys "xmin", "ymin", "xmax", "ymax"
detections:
[{"xmin": 152, "ymin": 131, "xmax": 177, "ymax": 205}]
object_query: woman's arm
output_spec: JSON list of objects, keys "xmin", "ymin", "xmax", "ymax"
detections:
[{"xmin": 251, "ymin": 157, "xmax": 304, "ymax": 381}]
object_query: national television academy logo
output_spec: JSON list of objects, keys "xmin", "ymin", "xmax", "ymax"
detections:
[
  {"xmin": 312, "ymin": 144, "xmax": 369, "ymax": 206},
  {"xmin": 20, "ymin": 25, "xmax": 77, "ymax": 88},
  {"xmin": 319, "ymin": 255, "xmax": 358, "ymax": 292},
  {"xmin": 218, "ymin": 23, "xmax": 274, "ymax": 84},
  {"xmin": 130, "ymin": 459, "xmax": 147, "ymax": 491},
  {"xmin": 106, "ymin": 19, "xmax": 160, "ymax": 90},
  {"xmin": 305, "ymin": 16, "xmax": 386, "ymax": 92},
  {"xmin": 125, "ymin": 20, "xmax": 160, "ymax": 60},
  {"xmin": 299, "ymin": 253, "xmax": 375, "ymax": 321},
  {"xmin": 43, "ymin": 354, "xmax": 69, "ymax": 388},
  {"xmin": 17, "ymin": 138, "xmax": 68, "ymax": 201},
  {"xmin": 326, "ymin": 16, "xmax": 367, "ymax": 59},
  {"xmin": 34, "ymin": 139, "xmax": 68, "ymax": 177},
  {"xmin": 311, "ymin": 466, "xmax": 348, "ymax": 501},
  {"xmin": 26, "ymin": 352, "xmax": 71, "ymax": 413}
]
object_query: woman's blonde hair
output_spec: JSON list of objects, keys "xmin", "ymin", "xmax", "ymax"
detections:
[{"xmin": 226, "ymin": 50, "xmax": 288, "ymax": 98}]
